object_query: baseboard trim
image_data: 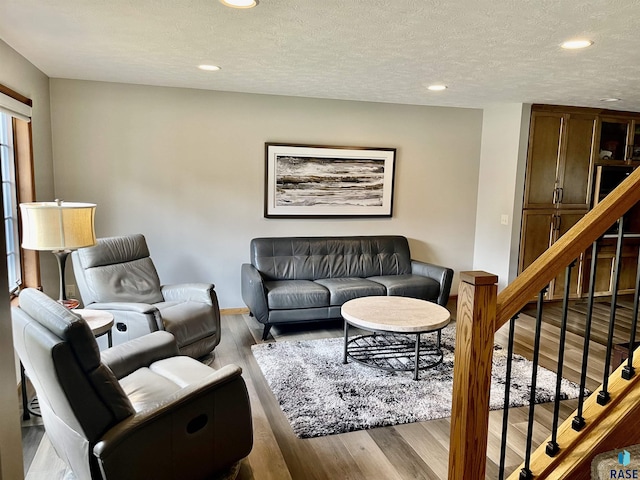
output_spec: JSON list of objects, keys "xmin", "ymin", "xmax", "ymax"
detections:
[{"xmin": 221, "ymin": 307, "xmax": 250, "ymax": 316}]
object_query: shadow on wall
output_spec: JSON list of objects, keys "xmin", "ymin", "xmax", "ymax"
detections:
[{"xmin": 407, "ymin": 238, "xmax": 435, "ymax": 263}]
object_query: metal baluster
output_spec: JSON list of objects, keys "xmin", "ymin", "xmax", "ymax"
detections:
[
  {"xmin": 520, "ymin": 288, "xmax": 547, "ymax": 480},
  {"xmin": 573, "ymin": 241, "xmax": 599, "ymax": 431},
  {"xmin": 598, "ymin": 216, "xmax": 625, "ymax": 405},
  {"xmin": 622, "ymin": 244, "xmax": 640, "ymax": 380},
  {"xmin": 499, "ymin": 314, "xmax": 518, "ymax": 480},
  {"xmin": 546, "ymin": 261, "xmax": 575, "ymax": 456}
]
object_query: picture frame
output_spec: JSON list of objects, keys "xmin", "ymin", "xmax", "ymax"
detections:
[{"xmin": 264, "ymin": 143, "xmax": 396, "ymax": 218}]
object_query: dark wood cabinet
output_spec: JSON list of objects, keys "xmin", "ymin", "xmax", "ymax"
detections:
[
  {"xmin": 519, "ymin": 107, "xmax": 596, "ymax": 299},
  {"xmin": 519, "ymin": 105, "xmax": 640, "ymax": 300}
]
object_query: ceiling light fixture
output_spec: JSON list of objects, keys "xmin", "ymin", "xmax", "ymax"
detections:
[
  {"xmin": 427, "ymin": 84, "xmax": 447, "ymax": 91},
  {"xmin": 198, "ymin": 64, "xmax": 221, "ymax": 71},
  {"xmin": 560, "ymin": 39, "xmax": 594, "ymax": 50},
  {"xmin": 600, "ymin": 97, "xmax": 621, "ymax": 102},
  {"xmin": 219, "ymin": 0, "xmax": 258, "ymax": 8}
]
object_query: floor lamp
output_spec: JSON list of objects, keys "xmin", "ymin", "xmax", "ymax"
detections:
[
  {"xmin": 20, "ymin": 200, "xmax": 97, "ymax": 306},
  {"xmin": 18, "ymin": 200, "xmax": 97, "ymax": 418}
]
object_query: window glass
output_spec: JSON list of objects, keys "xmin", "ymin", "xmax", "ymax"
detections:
[{"xmin": 0, "ymin": 113, "xmax": 22, "ymax": 293}]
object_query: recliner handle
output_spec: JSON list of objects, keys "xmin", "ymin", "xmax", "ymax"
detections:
[{"xmin": 186, "ymin": 414, "xmax": 208, "ymax": 434}]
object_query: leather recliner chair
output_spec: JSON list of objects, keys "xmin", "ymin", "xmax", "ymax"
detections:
[
  {"xmin": 71, "ymin": 234, "xmax": 220, "ymax": 359},
  {"xmin": 12, "ymin": 288, "xmax": 253, "ymax": 480}
]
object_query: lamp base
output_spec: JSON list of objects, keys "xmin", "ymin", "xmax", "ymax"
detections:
[{"xmin": 52, "ymin": 249, "xmax": 71, "ymax": 302}]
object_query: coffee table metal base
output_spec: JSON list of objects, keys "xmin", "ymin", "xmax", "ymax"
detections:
[{"xmin": 343, "ymin": 323, "xmax": 444, "ymax": 380}]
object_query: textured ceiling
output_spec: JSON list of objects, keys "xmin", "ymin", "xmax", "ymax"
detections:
[{"xmin": 2, "ymin": 0, "xmax": 640, "ymax": 111}]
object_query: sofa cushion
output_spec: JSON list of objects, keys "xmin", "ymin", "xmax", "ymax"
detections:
[
  {"xmin": 250, "ymin": 236, "xmax": 412, "ymax": 280},
  {"xmin": 314, "ymin": 277, "xmax": 386, "ymax": 306},
  {"xmin": 367, "ymin": 274, "xmax": 440, "ymax": 300},
  {"xmin": 119, "ymin": 367, "xmax": 182, "ymax": 412},
  {"xmin": 265, "ymin": 280, "xmax": 330, "ymax": 309}
]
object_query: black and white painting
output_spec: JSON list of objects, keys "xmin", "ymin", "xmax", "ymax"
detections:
[{"xmin": 264, "ymin": 144, "xmax": 396, "ymax": 218}]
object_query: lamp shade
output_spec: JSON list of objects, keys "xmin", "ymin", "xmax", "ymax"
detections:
[{"xmin": 20, "ymin": 201, "xmax": 97, "ymax": 251}]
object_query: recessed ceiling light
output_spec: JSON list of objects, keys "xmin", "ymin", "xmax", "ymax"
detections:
[
  {"xmin": 427, "ymin": 84, "xmax": 447, "ymax": 91},
  {"xmin": 600, "ymin": 97, "xmax": 621, "ymax": 102},
  {"xmin": 198, "ymin": 64, "xmax": 221, "ymax": 71},
  {"xmin": 219, "ymin": 0, "xmax": 258, "ymax": 8},
  {"xmin": 560, "ymin": 39, "xmax": 594, "ymax": 50}
]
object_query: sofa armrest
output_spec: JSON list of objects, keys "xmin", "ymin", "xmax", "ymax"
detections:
[
  {"xmin": 161, "ymin": 283, "xmax": 216, "ymax": 305},
  {"xmin": 411, "ymin": 260, "xmax": 454, "ymax": 307},
  {"xmin": 101, "ymin": 331, "xmax": 179, "ymax": 379},
  {"xmin": 84, "ymin": 302, "xmax": 164, "ymax": 333},
  {"xmin": 87, "ymin": 302, "xmax": 157, "ymax": 314},
  {"xmin": 93, "ymin": 365, "xmax": 252, "ymax": 479},
  {"xmin": 241, "ymin": 263, "xmax": 269, "ymax": 324}
]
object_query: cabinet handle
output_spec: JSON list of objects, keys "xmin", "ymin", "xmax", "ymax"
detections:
[
  {"xmin": 552, "ymin": 214, "xmax": 561, "ymax": 232},
  {"xmin": 558, "ymin": 187, "xmax": 564, "ymax": 203}
]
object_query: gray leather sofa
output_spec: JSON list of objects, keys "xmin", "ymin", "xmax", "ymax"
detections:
[
  {"xmin": 241, "ymin": 235, "xmax": 453, "ymax": 340},
  {"xmin": 13, "ymin": 288, "xmax": 252, "ymax": 480}
]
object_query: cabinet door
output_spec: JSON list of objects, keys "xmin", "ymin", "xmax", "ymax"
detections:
[
  {"xmin": 583, "ymin": 238, "xmax": 640, "ymax": 296},
  {"xmin": 558, "ymin": 114, "xmax": 596, "ymax": 208},
  {"xmin": 524, "ymin": 113, "xmax": 562, "ymax": 208},
  {"xmin": 518, "ymin": 210, "xmax": 585, "ymax": 299},
  {"xmin": 549, "ymin": 211, "xmax": 586, "ymax": 299},
  {"xmin": 519, "ymin": 210, "xmax": 554, "ymax": 273}
]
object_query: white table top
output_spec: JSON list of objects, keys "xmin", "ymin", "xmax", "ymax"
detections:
[
  {"xmin": 341, "ymin": 296, "xmax": 451, "ymax": 333},
  {"xmin": 74, "ymin": 309, "xmax": 114, "ymax": 337}
]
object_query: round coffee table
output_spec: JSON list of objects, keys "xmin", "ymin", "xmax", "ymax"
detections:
[{"xmin": 341, "ymin": 296, "xmax": 451, "ymax": 380}]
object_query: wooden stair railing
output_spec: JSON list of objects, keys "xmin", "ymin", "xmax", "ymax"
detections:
[{"xmin": 448, "ymin": 166, "xmax": 640, "ymax": 480}]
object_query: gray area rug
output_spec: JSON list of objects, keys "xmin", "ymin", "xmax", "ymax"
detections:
[{"xmin": 251, "ymin": 324, "xmax": 584, "ymax": 438}]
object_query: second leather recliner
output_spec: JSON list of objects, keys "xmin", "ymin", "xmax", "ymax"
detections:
[{"xmin": 72, "ymin": 233, "xmax": 220, "ymax": 359}]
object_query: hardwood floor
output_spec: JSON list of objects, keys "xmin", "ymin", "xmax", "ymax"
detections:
[
  {"xmin": 22, "ymin": 303, "xmax": 614, "ymax": 480},
  {"xmin": 521, "ymin": 295, "xmax": 640, "ymax": 348}
]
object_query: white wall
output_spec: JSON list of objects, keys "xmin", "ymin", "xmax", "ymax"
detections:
[
  {"xmin": 50, "ymin": 79, "xmax": 484, "ymax": 308},
  {"xmin": 0, "ymin": 39, "xmax": 55, "ymax": 480},
  {"xmin": 473, "ymin": 103, "xmax": 531, "ymax": 290}
]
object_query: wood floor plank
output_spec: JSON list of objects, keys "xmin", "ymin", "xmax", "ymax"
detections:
[
  {"xmin": 338, "ymin": 430, "xmax": 406, "ymax": 480},
  {"xmin": 222, "ymin": 315, "xmax": 296, "ymax": 480},
  {"xmin": 368, "ymin": 427, "xmax": 440, "ymax": 480},
  {"xmin": 395, "ymin": 421, "xmax": 451, "ymax": 480}
]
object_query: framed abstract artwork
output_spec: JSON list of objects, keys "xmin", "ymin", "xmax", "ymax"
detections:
[{"xmin": 264, "ymin": 143, "xmax": 396, "ymax": 218}]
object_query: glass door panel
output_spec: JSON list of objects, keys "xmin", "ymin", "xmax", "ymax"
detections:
[
  {"xmin": 599, "ymin": 119, "xmax": 629, "ymax": 161},
  {"xmin": 632, "ymin": 122, "xmax": 640, "ymax": 161}
]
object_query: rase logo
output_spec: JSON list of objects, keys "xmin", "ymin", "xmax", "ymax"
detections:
[{"xmin": 609, "ymin": 450, "xmax": 638, "ymax": 479}]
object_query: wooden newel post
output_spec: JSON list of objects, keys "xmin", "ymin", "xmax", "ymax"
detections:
[{"xmin": 448, "ymin": 271, "xmax": 499, "ymax": 480}]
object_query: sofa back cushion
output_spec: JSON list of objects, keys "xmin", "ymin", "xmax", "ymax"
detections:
[{"xmin": 250, "ymin": 236, "xmax": 412, "ymax": 280}]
